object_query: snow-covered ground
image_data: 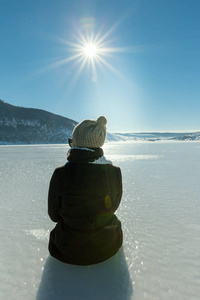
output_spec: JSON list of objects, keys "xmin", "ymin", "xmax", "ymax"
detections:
[{"xmin": 0, "ymin": 141, "xmax": 200, "ymax": 300}]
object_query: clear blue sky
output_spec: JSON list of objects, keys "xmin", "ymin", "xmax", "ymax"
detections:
[{"xmin": 1, "ymin": 0, "xmax": 200, "ymax": 132}]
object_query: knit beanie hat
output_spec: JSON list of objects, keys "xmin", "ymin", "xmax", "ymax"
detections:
[{"xmin": 72, "ymin": 116, "xmax": 107, "ymax": 148}]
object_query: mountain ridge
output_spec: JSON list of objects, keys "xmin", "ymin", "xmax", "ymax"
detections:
[
  {"xmin": 0, "ymin": 99, "xmax": 200, "ymax": 144},
  {"xmin": 106, "ymin": 131, "xmax": 200, "ymax": 142},
  {"xmin": 0, "ymin": 99, "xmax": 78, "ymax": 144}
]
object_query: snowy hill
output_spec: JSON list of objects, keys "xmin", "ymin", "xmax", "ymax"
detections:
[
  {"xmin": 0, "ymin": 100, "xmax": 78, "ymax": 144},
  {"xmin": 107, "ymin": 131, "xmax": 200, "ymax": 142}
]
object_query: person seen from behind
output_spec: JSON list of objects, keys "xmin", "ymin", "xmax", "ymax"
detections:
[{"xmin": 48, "ymin": 116, "xmax": 123, "ymax": 265}]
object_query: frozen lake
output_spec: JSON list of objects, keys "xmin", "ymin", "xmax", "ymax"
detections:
[{"xmin": 0, "ymin": 141, "xmax": 200, "ymax": 300}]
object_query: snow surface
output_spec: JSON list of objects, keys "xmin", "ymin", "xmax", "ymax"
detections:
[{"xmin": 0, "ymin": 142, "xmax": 200, "ymax": 300}]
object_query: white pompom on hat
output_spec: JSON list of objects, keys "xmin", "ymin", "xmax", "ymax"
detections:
[{"xmin": 72, "ymin": 116, "xmax": 107, "ymax": 148}]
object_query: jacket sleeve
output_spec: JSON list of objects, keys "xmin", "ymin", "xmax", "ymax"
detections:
[
  {"xmin": 113, "ymin": 167, "xmax": 123, "ymax": 210},
  {"xmin": 106, "ymin": 165, "xmax": 123, "ymax": 212},
  {"xmin": 48, "ymin": 170, "xmax": 62, "ymax": 222}
]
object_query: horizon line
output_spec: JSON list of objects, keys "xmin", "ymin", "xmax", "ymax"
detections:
[{"xmin": 109, "ymin": 130, "xmax": 200, "ymax": 134}]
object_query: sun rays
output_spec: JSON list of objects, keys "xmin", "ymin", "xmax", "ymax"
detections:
[
  {"xmin": 39, "ymin": 16, "xmax": 142, "ymax": 85},
  {"xmin": 40, "ymin": 21, "xmax": 128, "ymax": 84},
  {"xmin": 61, "ymin": 29, "xmax": 121, "ymax": 82}
]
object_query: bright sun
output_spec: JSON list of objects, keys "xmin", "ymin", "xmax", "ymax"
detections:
[
  {"xmin": 42, "ymin": 16, "xmax": 143, "ymax": 83},
  {"xmin": 45, "ymin": 23, "xmax": 132, "ymax": 82},
  {"xmin": 84, "ymin": 43, "xmax": 98, "ymax": 58}
]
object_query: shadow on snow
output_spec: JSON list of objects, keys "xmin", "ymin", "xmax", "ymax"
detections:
[{"xmin": 37, "ymin": 247, "xmax": 133, "ymax": 300}]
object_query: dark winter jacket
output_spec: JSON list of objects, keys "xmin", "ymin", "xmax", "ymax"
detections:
[{"xmin": 48, "ymin": 148, "xmax": 123, "ymax": 265}]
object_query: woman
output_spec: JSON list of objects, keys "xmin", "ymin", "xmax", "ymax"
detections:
[{"xmin": 48, "ymin": 116, "xmax": 123, "ymax": 265}]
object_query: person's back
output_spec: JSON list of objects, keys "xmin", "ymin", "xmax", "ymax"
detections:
[{"xmin": 48, "ymin": 116, "xmax": 123, "ymax": 265}]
